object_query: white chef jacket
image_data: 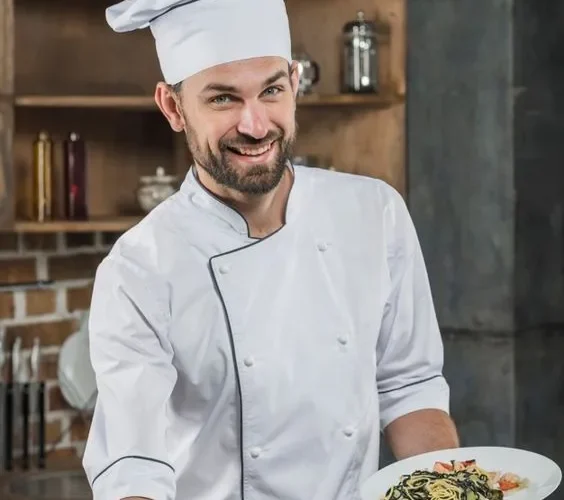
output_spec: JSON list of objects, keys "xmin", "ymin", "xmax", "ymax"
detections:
[{"xmin": 82, "ymin": 164, "xmax": 450, "ymax": 500}]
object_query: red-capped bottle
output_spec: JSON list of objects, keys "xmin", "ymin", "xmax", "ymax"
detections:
[{"xmin": 63, "ymin": 132, "xmax": 88, "ymax": 220}]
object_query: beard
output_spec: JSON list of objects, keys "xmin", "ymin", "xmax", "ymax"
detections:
[{"xmin": 183, "ymin": 116, "xmax": 296, "ymax": 195}]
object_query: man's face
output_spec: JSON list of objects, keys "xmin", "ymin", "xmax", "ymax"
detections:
[{"xmin": 174, "ymin": 57, "xmax": 299, "ymax": 195}]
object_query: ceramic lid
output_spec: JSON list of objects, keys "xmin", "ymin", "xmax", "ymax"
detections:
[{"xmin": 140, "ymin": 166, "xmax": 177, "ymax": 184}]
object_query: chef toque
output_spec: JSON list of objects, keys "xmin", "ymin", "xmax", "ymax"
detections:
[{"xmin": 106, "ymin": 0, "xmax": 293, "ymax": 85}]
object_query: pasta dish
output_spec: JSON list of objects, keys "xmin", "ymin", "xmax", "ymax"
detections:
[{"xmin": 381, "ymin": 459, "xmax": 529, "ymax": 500}]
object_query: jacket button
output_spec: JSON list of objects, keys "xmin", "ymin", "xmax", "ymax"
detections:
[
  {"xmin": 219, "ymin": 264, "xmax": 230, "ymax": 274},
  {"xmin": 337, "ymin": 335, "xmax": 349, "ymax": 345},
  {"xmin": 343, "ymin": 427, "xmax": 355, "ymax": 437},
  {"xmin": 317, "ymin": 242, "xmax": 328, "ymax": 252},
  {"xmin": 244, "ymin": 357, "xmax": 254, "ymax": 367},
  {"xmin": 249, "ymin": 447, "xmax": 261, "ymax": 459}
]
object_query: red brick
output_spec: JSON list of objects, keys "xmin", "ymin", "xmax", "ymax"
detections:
[
  {"xmin": 22, "ymin": 233, "xmax": 57, "ymax": 251},
  {"xmin": 41, "ymin": 353, "xmax": 60, "ymax": 381},
  {"xmin": 0, "ymin": 291, "xmax": 14, "ymax": 318},
  {"xmin": 65, "ymin": 233, "xmax": 95, "ymax": 249},
  {"xmin": 48, "ymin": 253, "xmax": 105, "ymax": 281},
  {"xmin": 45, "ymin": 446, "xmax": 78, "ymax": 462},
  {"xmin": 5, "ymin": 319, "xmax": 77, "ymax": 349},
  {"xmin": 0, "ymin": 258, "xmax": 36, "ymax": 283},
  {"xmin": 31, "ymin": 418, "xmax": 63, "ymax": 447},
  {"xmin": 71, "ymin": 415, "xmax": 92, "ymax": 442},
  {"xmin": 26, "ymin": 288, "xmax": 57, "ymax": 315},
  {"xmin": 0, "ymin": 232, "xmax": 19, "ymax": 251},
  {"xmin": 48, "ymin": 385, "xmax": 72, "ymax": 412},
  {"xmin": 102, "ymin": 232, "xmax": 122, "ymax": 247},
  {"xmin": 67, "ymin": 284, "xmax": 93, "ymax": 312}
]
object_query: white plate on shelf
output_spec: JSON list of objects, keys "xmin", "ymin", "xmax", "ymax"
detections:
[
  {"xmin": 360, "ymin": 447, "xmax": 562, "ymax": 500},
  {"xmin": 58, "ymin": 311, "xmax": 98, "ymax": 412}
]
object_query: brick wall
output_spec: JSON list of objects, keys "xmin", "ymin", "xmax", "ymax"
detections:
[{"xmin": 0, "ymin": 231, "xmax": 118, "ymax": 469}]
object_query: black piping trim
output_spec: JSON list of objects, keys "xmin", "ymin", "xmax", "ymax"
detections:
[
  {"xmin": 91, "ymin": 455, "xmax": 174, "ymax": 486},
  {"xmin": 191, "ymin": 163, "xmax": 295, "ymax": 240},
  {"xmin": 208, "ymin": 224, "xmax": 286, "ymax": 500},
  {"xmin": 191, "ymin": 167, "xmax": 255, "ymax": 239},
  {"xmin": 149, "ymin": 0, "xmax": 202, "ymax": 24},
  {"xmin": 208, "ymin": 267, "xmax": 246, "ymax": 500},
  {"xmin": 378, "ymin": 374, "xmax": 443, "ymax": 395}
]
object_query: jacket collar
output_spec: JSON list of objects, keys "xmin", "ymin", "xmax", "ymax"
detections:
[{"xmin": 179, "ymin": 163, "xmax": 303, "ymax": 238}]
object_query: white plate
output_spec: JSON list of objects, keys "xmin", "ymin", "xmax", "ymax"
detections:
[
  {"xmin": 360, "ymin": 447, "xmax": 562, "ymax": 500},
  {"xmin": 57, "ymin": 311, "xmax": 98, "ymax": 412}
]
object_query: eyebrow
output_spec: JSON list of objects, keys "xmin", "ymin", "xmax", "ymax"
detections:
[{"xmin": 201, "ymin": 69, "xmax": 289, "ymax": 94}]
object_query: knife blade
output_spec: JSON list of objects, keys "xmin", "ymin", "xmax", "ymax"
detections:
[{"xmin": 31, "ymin": 337, "xmax": 40, "ymax": 384}]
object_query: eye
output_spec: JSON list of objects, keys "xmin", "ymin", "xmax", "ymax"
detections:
[
  {"xmin": 210, "ymin": 94, "xmax": 233, "ymax": 105},
  {"xmin": 262, "ymin": 86, "xmax": 283, "ymax": 97}
]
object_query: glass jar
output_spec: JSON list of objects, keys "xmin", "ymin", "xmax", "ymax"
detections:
[
  {"xmin": 341, "ymin": 11, "xmax": 379, "ymax": 93},
  {"xmin": 136, "ymin": 167, "xmax": 178, "ymax": 213}
]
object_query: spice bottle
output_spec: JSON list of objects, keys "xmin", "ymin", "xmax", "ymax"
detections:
[
  {"xmin": 32, "ymin": 131, "xmax": 54, "ymax": 222},
  {"xmin": 63, "ymin": 132, "xmax": 88, "ymax": 220}
]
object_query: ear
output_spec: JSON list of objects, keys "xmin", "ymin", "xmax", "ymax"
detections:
[
  {"xmin": 289, "ymin": 61, "xmax": 301, "ymax": 99},
  {"xmin": 154, "ymin": 82, "xmax": 185, "ymax": 132}
]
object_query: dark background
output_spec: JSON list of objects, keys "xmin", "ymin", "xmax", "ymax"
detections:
[{"xmin": 381, "ymin": 1, "xmax": 564, "ymax": 499}]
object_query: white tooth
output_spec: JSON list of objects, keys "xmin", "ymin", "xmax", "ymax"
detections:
[{"xmin": 235, "ymin": 142, "xmax": 271, "ymax": 156}]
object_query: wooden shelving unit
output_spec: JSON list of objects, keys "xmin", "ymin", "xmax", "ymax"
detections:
[
  {"xmin": 13, "ymin": 217, "xmax": 142, "ymax": 233},
  {"xmin": 0, "ymin": 0, "xmax": 407, "ymax": 233},
  {"xmin": 297, "ymin": 92, "xmax": 403, "ymax": 108},
  {"xmin": 14, "ymin": 93, "xmax": 403, "ymax": 111},
  {"xmin": 15, "ymin": 95, "xmax": 159, "ymax": 110}
]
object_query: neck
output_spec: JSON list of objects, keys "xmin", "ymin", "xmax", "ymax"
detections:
[{"xmin": 194, "ymin": 164, "xmax": 293, "ymax": 238}]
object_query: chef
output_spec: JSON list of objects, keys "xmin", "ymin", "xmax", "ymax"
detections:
[{"xmin": 82, "ymin": 0, "xmax": 460, "ymax": 499}]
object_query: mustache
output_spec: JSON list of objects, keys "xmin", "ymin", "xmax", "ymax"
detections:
[{"xmin": 219, "ymin": 130, "xmax": 283, "ymax": 150}]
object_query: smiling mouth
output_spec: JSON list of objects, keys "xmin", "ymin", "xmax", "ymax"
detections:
[{"xmin": 227, "ymin": 141, "xmax": 274, "ymax": 157}]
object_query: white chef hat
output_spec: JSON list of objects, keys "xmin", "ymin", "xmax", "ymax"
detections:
[{"xmin": 106, "ymin": 0, "xmax": 293, "ymax": 85}]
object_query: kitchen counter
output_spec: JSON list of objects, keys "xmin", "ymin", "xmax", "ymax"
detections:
[{"xmin": 0, "ymin": 459, "xmax": 91, "ymax": 500}]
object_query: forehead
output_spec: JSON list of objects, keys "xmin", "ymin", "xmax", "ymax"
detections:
[{"xmin": 184, "ymin": 56, "xmax": 289, "ymax": 93}]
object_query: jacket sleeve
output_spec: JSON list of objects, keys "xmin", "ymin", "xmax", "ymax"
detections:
[
  {"xmin": 82, "ymin": 254, "xmax": 178, "ymax": 500},
  {"xmin": 376, "ymin": 186, "xmax": 450, "ymax": 431}
]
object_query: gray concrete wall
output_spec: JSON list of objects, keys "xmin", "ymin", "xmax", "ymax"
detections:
[
  {"xmin": 393, "ymin": 0, "xmax": 564, "ymax": 497},
  {"xmin": 405, "ymin": 0, "xmax": 516, "ymax": 445},
  {"xmin": 405, "ymin": 0, "xmax": 515, "ymax": 333},
  {"xmin": 514, "ymin": 0, "xmax": 564, "ymax": 328},
  {"xmin": 513, "ymin": 0, "xmax": 564, "ymax": 491}
]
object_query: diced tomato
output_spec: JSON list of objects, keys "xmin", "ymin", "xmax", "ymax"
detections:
[
  {"xmin": 433, "ymin": 461, "xmax": 454, "ymax": 473},
  {"xmin": 501, "ymin": 473, "xmax": 521, "ymax": 483},
  {"xmin": 499, "ymin": 479, "xmax": 519, "ymax": 491}
]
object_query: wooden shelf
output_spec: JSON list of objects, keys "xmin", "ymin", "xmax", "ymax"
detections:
[
  {"xmin": 15, "ymin": 95, "xmax": 158, "ymax": 110},
  {"xmin": 13, "ymin": 217, "xmax": 142, "ymax": 233},
  {"xmin": 297, "ymin": 93, "xmax": 402, "ymax": 107},
  {"xmin": 14, "ymin": 93, "xmax": 402, "ymax": 110}
]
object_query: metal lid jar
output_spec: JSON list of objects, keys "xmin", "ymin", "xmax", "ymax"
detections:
[{"xmin": 341, "ymin": 11, "xmax": 379, "ymax": 94}]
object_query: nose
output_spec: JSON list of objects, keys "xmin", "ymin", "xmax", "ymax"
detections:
[{"xmin": 237, "ymin": 101, "xmax": 269, "ymax": 139}]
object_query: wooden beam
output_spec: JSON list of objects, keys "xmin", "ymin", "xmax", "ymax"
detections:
[{"xmin": 0, "ymin": 0, "xmax": 14, "ymax": 229}]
